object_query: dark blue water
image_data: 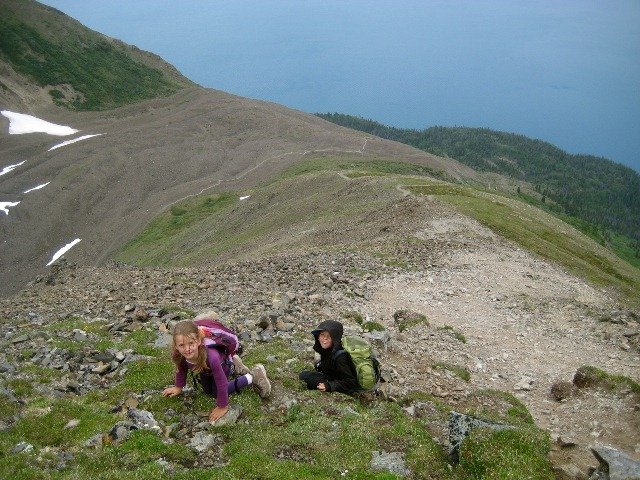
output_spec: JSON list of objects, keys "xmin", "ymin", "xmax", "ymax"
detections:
[{"xmin": 40, "ymin": 1, "xmax": 640, "ymax": 172}]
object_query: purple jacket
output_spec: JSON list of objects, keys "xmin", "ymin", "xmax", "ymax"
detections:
[{"xmin": 175, "ymin": 347, "xmax": 230, "ymax": 407}]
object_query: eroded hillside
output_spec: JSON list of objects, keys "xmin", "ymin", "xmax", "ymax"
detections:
[{"xmin": 0, "ymin": 87, "xmax": 476, "ymax": 296}]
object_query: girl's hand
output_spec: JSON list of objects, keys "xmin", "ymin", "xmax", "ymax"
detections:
[
  {"xmin": 209, "ymin": 406, "xmax": 229, "ymax": 422},
  {"xmin": 162, "ymin": 386, "xmax": 183, "ymax": 397},
  {"xmin": 317, "ymin": 382, "xmax": 327, "ymax": 392}
]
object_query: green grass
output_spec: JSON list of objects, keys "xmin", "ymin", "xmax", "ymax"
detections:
[
  {"xmin": 439, "ymin": 325, "xmax": 467, "ymax": 344},
  {"xmin": 278, "ymin": 155, "xmax": 447, "ymax": 181},
  {"xmin": 159, "ymin": 305, "xmax": 196, "ymax": 319},
  {"xmin": 514, "ymin": 190, "xmax": 640, "ymax": 269},
  {"xmin": 395, "ymin": 311, "xmax": 429, "ymax": 333},
  {"xmin": 116, "ymin": 167, "xmax": 399, "ymax": 267},
  {"xmin": 373, "ymin": 251, "xmax": 409, "ymax": 270},
  {"xmin": 408, "ymin": 184, "xmax": 640, "ymax": 306},
  {"xmin": 116, "ymin": 193, "xmax": 237, "ymax": 265},
  {"xmin": 218, "ymin": 395, "xmax": 452, "ymax": 479},
  {"xmin": 434, "ymin": 363, "xmax": 471, "ymax": 382},
  {"xmin": 464, "ymin": 389, "xmax": 535, "ymax": 427},
  {"xmin": 342, "ymin": 310, "xmax": 365, "ymax": 325},
  {"xmin": 2, "ymin": 398, "xmax": 115, "ymax": 449},
  {"xmin": 20, "ymin": 364, "xmax": 65, "ymax": 384},
  {"xmin": 0, "ymin": 10, "xmax": 181, "ymax": 110},
  {"xmin": 42, "ymin": 317, "xmax": 113, "ymax": 350},
  {"xmin": 116, "ymin": 157, "xmax": 638, "ymax": 310},
  {"xmin": 606, "ymin": 231, "xmax": 640, "ymax": 269},
  {"xmin": 362, "ymin": 321, "xmax": 386, "ymax": 332},
  {"xmin": 574, "ymin": 365, "xmax": 640, "ymax": 394},
  {"xmin": 457, "ymin": 427, "xmax": 553, "ymax": 480}
]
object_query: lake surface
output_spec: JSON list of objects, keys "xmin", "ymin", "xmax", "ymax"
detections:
[{"xmin": 40, "ymin": 1, "xmax": 640, "ymax": 172}]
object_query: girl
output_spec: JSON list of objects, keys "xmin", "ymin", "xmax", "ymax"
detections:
[
  {"xmin": 162, "ymin": 320, "xmax": 271, "ymax": 422},
  {"xmin": 298, "ymin": 319, "xmax": 359, "ymax": 394}
]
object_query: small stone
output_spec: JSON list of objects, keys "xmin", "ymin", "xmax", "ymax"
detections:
[
  {"xmin": 556, "ymin": 436, "xmax": 578, "ymax": 448},
  {"xmin": 128, "ymin": 408, "xmax": 160, "ymax": 431},
  {"xmin": 73, "ymin": 330, "xmax": 88, "ymax": 342},
  {"xmin": 556, "ymin": 463, "xmax": 586, "ymax": 480},
  {"xmin": 93, "ymin": 352, "xmax": 115, "ymax": 363},
  {"xmin": 403, "ymin": 405, "xmax": 416, "ymax": 417},
  {"xmin": 91, "ymin": 363, "xmax": 111, "ymax": 374},
  {"xmin": 551, "ymin": 380, "xmax": 575, "ymax": 401},
  {"xmin": 84, "ymin": 433, "xmax": 104, "ymax": 448},
  {"xmin": 590, "ymin": 444, "xmax": 640, "ymax": 480},
  {"xmin": 514, "ymin": 376, "xmax": 534, "ymax": 391},
  {"xmin": 211, "ymin": 404, "xmax": 242, "ymax": 427},
  {"xmin": 133, "ymin": 306, "xmax": 149, "ymax": 321},
  {"xmin": 193, "ymin": 310, "xmax": 220, "ymax": 322},
  {"xmin": 370, "ymin": 450, "xmax": 411, "ymax": 477},
  {"xmin": 12, "ymin": 442, "xmax": 34, "ymax": 454},
  {"xmin": 64, "ymin": 419, "xmax": 80, "ymax": 429},
  {"xmin": 109, "ymin": 422, "xmax": 137, "ymax": 442},
  {"xmin": 309, "ymin": 294, "xmax": 324, "ymax": 304},
  {"xmin": 0, "ymin": 363, "xmax": 15, "ymax": 373},
  {"xmin": 188, "ymin": 431, "xmax": 221, "ymax": 452}
]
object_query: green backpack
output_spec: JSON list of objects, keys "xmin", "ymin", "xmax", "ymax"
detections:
[{"xmin": 333, "ymin": 335, "xmax": 381, "ymax": 390}]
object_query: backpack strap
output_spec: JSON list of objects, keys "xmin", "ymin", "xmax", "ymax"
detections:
[
  {"xmin": 332, "ymin": 348, "xmax": 346, "ymax": 360},
  {"xmin": 189, "ymin": 369, "xmax": 200, "ymax": 391}
]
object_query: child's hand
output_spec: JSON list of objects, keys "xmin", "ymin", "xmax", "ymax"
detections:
[
  {"xmin": 209, "ymin": 406, "xmax": 229, "ymax": 422},
  {"xmin": 317, "ymin": 382, "xmax": 327, "ymax": 392},
  {"xmin": 162, "ymin": 386, "xmax": 183, "ymax": 397}
]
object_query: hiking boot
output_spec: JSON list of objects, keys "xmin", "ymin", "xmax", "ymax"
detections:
[
  {"xmin": 250, "ymin": 364, "xmax": 271, "ymax": 399},
  {"xmin": 232, "ymin": 355, "xmax": 250, "ymax": 375}
]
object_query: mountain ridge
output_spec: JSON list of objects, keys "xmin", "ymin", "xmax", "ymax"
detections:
[{"xmin": 316, "ymin": 113, "xmax": 640, "ymax": 246}]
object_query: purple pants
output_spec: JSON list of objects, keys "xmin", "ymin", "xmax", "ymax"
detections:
[{"xmin": 199, "ymin": 373, "xmax": 249, "ymax": 397}]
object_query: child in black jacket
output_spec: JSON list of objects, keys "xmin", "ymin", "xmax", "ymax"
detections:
[{"xmin": 298, "ymin": 319, "xmax": 359, "ymax": 394}]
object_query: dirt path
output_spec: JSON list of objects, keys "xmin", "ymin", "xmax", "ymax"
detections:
[{"xmin": 360, "ymin": 214, "xmax": 640, "ymax": 472}]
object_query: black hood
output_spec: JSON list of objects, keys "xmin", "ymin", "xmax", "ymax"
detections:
[{"xmin": 311, "ymin": 320, "xmax": 343, "ymax": 354}]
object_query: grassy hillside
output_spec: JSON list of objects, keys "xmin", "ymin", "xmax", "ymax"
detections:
[
  {"xmin": 0, "ymin": 0, "xmax": 190, "ymax": 110},
  {"xmin": 0, "ymin": 312, "xmax": 556, "ymax": 479},
  {"xmin": 117, "ymin": 156, "xmax": 640, "ymax": 307},
  {"xmin": 316, "ymin": 113, "xmax": 640, "ymax": 252}
]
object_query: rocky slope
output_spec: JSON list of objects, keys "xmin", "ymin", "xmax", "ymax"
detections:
[{"xmin": 1, "ymin": 192, "xmax": 637, "ymax": 477}]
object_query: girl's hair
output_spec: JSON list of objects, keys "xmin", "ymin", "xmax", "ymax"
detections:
[{"xmin": 171, "ymin": 320, "xmax": 209, "ymax": 373}]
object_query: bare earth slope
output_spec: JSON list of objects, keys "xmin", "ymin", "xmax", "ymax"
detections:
[{"xmin": 0, "ymin": 86, "xmax": 475, "ymax": 296}]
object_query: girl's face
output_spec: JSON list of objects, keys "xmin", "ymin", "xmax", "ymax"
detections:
[
  {"xmin": 318, "ymin": 330, "xmax": 333, "ymax": 349},
  {"xmin": 175, "ymin": 334, "xmax": 199, "ymax": 361}
]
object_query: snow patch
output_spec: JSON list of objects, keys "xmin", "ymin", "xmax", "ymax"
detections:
[
  {"xmin": 0, "ymin": 201, "xmax": 20, "ymax": 215},
  {"xmin": 24, "ymin": 182, "xmax": 50, "ymax": 194},
  {"xmin": 46, "ymin": 238, "xmax": 81, "ymax": 266},
  {"xmin": 48, "ymin": 134, "xmax": 103, "ymax": 151},
  {"xmin": 0, "ymin": 161, "xmax": 26, "ymax": 176},
  {"xmin": 1, "ymin": 110, "xmax": 78, "ymax": 136}
]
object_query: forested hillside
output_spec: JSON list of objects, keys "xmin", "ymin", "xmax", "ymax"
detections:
[{"xmin": 317, "ymin": 113, "xmax": 640, "ymax": 248}]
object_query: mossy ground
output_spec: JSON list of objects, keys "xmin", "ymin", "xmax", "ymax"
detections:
[{"xmin": 0, "ymin": 322, "xmax": 555, "ymax": 479}]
